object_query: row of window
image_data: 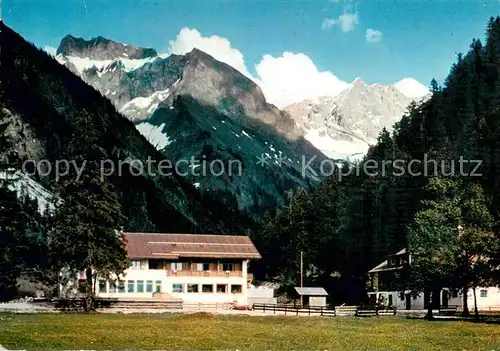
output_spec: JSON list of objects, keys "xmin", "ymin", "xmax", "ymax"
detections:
[
  {"xmin": 172, "ymin": 283, "xmax": 242, "ymax": 294},
  {"xmin": 131, "ymin": 260, "xmax": 236, "ymax": 272},
  {"xmin": 98, "ymin": 280, "xmax": 162, "ymax": 294},
  {"xmin": 97, "ymin": 280, "xmax": 243, "ymax": 294}
]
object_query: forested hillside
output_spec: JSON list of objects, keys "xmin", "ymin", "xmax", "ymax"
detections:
[{"xmin": 253, "ymin": 17, "xmax": 500, "ymax": 303}]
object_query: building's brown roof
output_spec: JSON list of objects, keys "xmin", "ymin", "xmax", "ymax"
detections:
[{"xmin": 124, "ymin": 233, "xmax": 262, "ymax": 260}]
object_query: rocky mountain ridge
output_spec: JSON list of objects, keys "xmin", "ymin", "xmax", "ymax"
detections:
[
  {"xmin": 57, "ymin": 34, "xmax": 158, "ymax": 60},
  {"xmin": 53, "ymin": 33, "xmax": 327, "ymax": 217}
]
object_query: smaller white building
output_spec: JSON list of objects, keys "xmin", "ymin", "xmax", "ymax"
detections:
[
  {"xmin": 295, "ymin": 287, "xmax": 328, "ymax": 307},
  {"xmin": 368, "ymin": 248, "xmax": 500, "ymax": 311},
  {"xmin": 60, "ymin": 233, "xmax": 261, "ymax": 306}
]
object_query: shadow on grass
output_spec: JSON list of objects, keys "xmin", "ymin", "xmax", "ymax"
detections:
[{"xmin": 407, "ymin": 314, "xmax": 500, "ymax": 325}]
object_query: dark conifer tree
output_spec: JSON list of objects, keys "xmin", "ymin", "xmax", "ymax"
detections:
[{"xmin": 49, "ymin": 109, "xmax": 128, "ymax": 311}]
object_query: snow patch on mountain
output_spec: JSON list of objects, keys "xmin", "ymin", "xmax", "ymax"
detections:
[
  {"xmin": 120, "ymin": 88, "xmax": 171, "ymax": 121},
  {"xmin": 55, "ymin": 54, "xmax": 160, "ymax": 75},
  {"xmin": 0, "ymin": 171, "xmax": 55, "ymax": 214},
  {"xmin": 136, "ymin": 122, "xmax": 171, "ymax": 150},
  {"xmin": 304, "ymin": 128, "xmax": 368, "ymax": 161},
  {"xmin": 241, "ymin": 130, "xmax": 252, "ymax": 139}
]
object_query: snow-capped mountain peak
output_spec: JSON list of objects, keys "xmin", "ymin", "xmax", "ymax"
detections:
[
  {"xmin": 352, "ymin": 77, "xmax": 366, "ymax": 86},
  {"xmin": 284, "ymin": 78, "xmax": 428, "ymax": 160},
  {"xmin": 394, "ymin": 78, "xmax": 430, "ymax": 98}
]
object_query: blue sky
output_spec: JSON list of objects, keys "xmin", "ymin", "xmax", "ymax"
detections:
[{"xmin": 3, "ymin": 0, "xmax": 500, "ymax": 106}]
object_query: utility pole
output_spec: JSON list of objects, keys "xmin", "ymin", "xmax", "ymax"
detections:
[
  {"xmin": 300, "ymin": 250, "xmax": 303, "ymax": 307},
  {"xmin": 300, "ymin": 250, "xmax": 303, "ymax": 288}
]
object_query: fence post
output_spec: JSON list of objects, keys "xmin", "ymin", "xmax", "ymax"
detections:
[
  {"xmin": 296, "ymin": 307, "xmax": 298, "ymax": 316},
  {"xmin": 274, "ymin": 305, "xmax": 276, "ymax": 314},
  {"xmin": 285, "ymin": 305, "xmax": 287, "ymax": 315},
  {"xmin": 309, "ymin": 307, "xmax": 311, "ymax": 316},
  {"xmin": 321, "ymin": 307, "xmax": 323, "ymax": 316},
  {"xmin": 263, "ymin": 304, "xmax": 266, "ymax": 313}
]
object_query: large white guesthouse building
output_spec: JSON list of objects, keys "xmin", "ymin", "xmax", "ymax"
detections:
[{"xmin": 61, "ymin": 233, "xmax": 261, "ymax": 306}]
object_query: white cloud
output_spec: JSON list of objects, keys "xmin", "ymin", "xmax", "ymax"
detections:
[
  {"xmin": 322, "ymin": 11, "xmax": 359, "ymax": 32},
  {"xmin": 366, "ymin": 28, "xmax": 383, "ymax": 43},
  {"xmin": 255, "ymin": 52, "xmax": 349, "ymax": 108},
  {"xmin": 168, "ymin": 28, "xmax": 349, "ymax": 108},
  {"xmin": 394, "ymin": 78, "xmax": 430, "ymax": 98},
  {"xmin": 43, "ymin": 45, "xmax": 57, "ymax": 56},
  {"xmin": 168, "ymin": 28, "xmax": 252, "ymax": 78}
]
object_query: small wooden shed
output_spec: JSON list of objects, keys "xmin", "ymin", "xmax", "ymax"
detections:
[{"xmin": 294, "ymin": 287, "xmax": 328, "ymax": 307}]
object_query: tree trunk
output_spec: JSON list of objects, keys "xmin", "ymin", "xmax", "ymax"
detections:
[
  {"xmin": 473, "ymin": 285, "xmax": 478, "ymax": 319},
  {"xmin": 85, "ymin": 267, "xmax": 94, "ymax": 312},
  {"xmin": 424, "ymin": 288, "xmax": 434, "ymax": 320},
  {"xmin": 462, "ymin": 281, "xmax": 470, "ymax": 317}
]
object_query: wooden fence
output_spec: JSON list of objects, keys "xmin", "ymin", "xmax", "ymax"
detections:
[
  {"xmin": 252, "ymin": 303, "xmax": 336, "ymax": 316},
  {"xmin": 182, "ymin": 302, "xmax": 235, "ymax": 312},
  {"xmin": 53, "ymin": 298, "xmax": 183, "ymax": 311},
  {"xmin": 252, "ymin": 304, "xmax": 404, "ymax": 317}
]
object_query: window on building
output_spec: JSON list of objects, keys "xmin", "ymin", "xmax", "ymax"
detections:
[
  {"xmin": 172, "ymin": 284, "xmax": 183, "ymax": 293},
  {"xmin": 78, "ymin": 279, "xmax": 87, "ymax": 293},
  {"xmin": 146, "ymin": 280, "xmax": 153, "ymax": 293},
  {"xmin": 202, "ymin": 284, "xmax": 213, "ymax": 293},
  {"xmin": 131, "ymin": 260, "xmax": 141, "ymax": 270},
  {"xmin": 137, "ymin": 280, "xmax": 144, "ymax": 293},
  {"xmin": 127, "ymin": 280, "xmax": 134, "ymax": 293},
  {"xmin": 187, "ymin": 284, "xmax": 199, "ymax": 293},
  {"xmin": 118, "ymin": 281, "xmax": 125, "ymax": 293},
  {"xmin": 480, "ymin": 289, "xmax": 488, "ymax": 298},
  {"xmin": 149, "ymin": 259, "xmax": 164, "ymax": 270},
  {"xmin": 155, "ymin": 280, "xmax": 162, "ymax": 293},
  {"xmin": 197, "ymin": 263, "xmax": 210, "ymax": 271},
  {"xmin": 196, "ymin": 263, "xmax": 210, "ymax": 272},
  {"xmin": 98, "ymin": 280, "xmax": 107, "ymax": 294},
  {"xmin": 231, "ymin": 285, "xmax": 242, "ymax": 294},
  {"xmin": 109, "ymin": 281, "xmax": 117, "ymax": 294},
  {"xmin": 216, "ymin": 284, "xmax": 227, "ymax": 293},
  {"xmin": 222, "ymin": 263, "xmax": 235, "ymax": 271},
  {"xmin": 171, "ymin": 262, "xmax": 183, "ymax": 271}
]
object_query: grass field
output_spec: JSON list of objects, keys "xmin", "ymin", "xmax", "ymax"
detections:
[{"xmin": 0, "ymin": 313, "xmax": 499, "ymax": 350}]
